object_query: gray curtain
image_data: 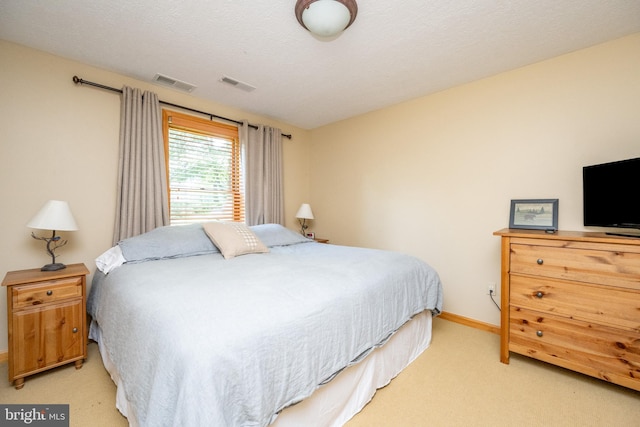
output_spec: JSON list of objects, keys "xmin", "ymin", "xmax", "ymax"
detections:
[
  {"xmin": 112, "ymin": 86, "xmax": 169, "ymax": 244},
  {"xmin": 241, "ymin": 121, "xmax": 284, "ymax": 226}
]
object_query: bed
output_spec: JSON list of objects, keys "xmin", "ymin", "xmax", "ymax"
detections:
[{"xmin": 87, "ymin": 223, "xmax": 443, "ymax": 427}]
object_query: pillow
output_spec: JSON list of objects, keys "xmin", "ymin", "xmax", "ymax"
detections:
[
  {"xmin": 250, "ymin": 223, "xmax": 312, "ymax": 247},
  {"xmin": 203, "ymin": 221, "xmax": 269, "ymax": 259},
  {"xmin": 118, "ymin": 223, "xmax": 219, "ymax": 263},
  {"xmin": 95, "ymin": 245, "xmax": 126, "ymax": 274}
]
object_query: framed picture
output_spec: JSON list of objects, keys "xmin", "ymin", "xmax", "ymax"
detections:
[{"xmin": 509, "ymin": 199, "xmax": 559, "ymax": 230}]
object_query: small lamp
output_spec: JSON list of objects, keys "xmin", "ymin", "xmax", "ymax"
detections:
[
  {"xmin": 296, "ymin": 203, "xmax": 314, "ymax": 235},
  {"xmin": 27, "ymin": 200, "xmax": 79, "ymax": 271}
]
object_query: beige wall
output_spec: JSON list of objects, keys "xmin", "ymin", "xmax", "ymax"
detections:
[
  {"xmin": 0, "ymin": 40, "xmax": 311, "ymax": 352},
  {"xmin": 308, "ymin": 33, "xmax": 640, "ymax": 327}
]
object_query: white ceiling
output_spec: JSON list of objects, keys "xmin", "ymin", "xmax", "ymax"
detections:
[{"xmin": 1, "ymin": 1, "xmax": 640, "ymax": 130}]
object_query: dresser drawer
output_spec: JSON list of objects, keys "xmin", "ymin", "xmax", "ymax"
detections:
[
  {"xmin": 510, "ymin": 307, "xmax": 640, "ymax": 390},
  {"xmin": 510, "ymin": 242, "xmax": 640, "ymax": 290},
  {"xmin": 12, "ymin": 277, "xmax": 83, "ymax": 309},
  {"xmin": 510, "ymin": 275, "xmax": 640, "ymax": 333}
]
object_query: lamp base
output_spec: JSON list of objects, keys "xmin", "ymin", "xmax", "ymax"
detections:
[{"xmin": 41, "ymin": 263, "xmax": 66, "ymax": 271}]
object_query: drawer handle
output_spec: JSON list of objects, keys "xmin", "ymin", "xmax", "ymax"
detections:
[
  {"xmin": 536, "ymin": 291, "xmax": 544, "ymax": 298},
  {"xmin": 536, "ymin": 330, "xmax": 543, "ymax": 337},
  {"xmin": 72, "ymin": 327, "xmax": 78, "ymax": 333},
  {"xmin": 46, "ymin": 290, "xmax": 53, "ymax": 296},
  {"xmin": 536, "ymin": 258, "xmax": 544, "ymax": 265}
]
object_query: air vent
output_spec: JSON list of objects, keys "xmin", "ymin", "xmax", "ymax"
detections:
[
  {"xmin": 153, "ymin": 74, "xmax": 196, "ymax": 93},
  {"xmin": 220, "ymin": 75, "xmax": 256, "ymax": 92}
]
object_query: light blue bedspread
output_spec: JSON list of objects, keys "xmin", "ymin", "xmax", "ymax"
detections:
[{"xmin": 88, "ymin": 241, "xmax": 443, "ymax": 426}]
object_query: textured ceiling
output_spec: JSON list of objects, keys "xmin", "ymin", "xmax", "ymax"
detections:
[{"xmin": 1, "ymin": 1, "xmax": 640, "ymax": 130}]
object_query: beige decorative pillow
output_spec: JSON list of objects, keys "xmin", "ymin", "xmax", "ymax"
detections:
[{"xmin": 203, "ymin": 222, "xmax": 269, "ymax": 259}]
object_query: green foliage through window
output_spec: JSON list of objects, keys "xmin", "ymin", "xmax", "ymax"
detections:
[{"xmin": 164, "ymin": 111, "xmax": 243, "ymax": 225}]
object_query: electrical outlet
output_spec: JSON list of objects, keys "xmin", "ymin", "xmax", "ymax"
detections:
[{"xmin": 487, "ymin": 283, "xmax": 496, "ymax": 296}]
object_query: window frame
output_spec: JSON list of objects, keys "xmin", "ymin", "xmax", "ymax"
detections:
[{"xmin": 162, "ymin": 109, "xmax": 244, "ymax": 224}]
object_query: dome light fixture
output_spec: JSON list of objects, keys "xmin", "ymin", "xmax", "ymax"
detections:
[{"xmin": 295, "ymin": 0, "xmax": 358, "ymax": 38}]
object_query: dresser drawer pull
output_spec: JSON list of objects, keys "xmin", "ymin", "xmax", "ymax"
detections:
[
  {"xmin": 536, "ymin": 330, "xmax": 543, "ymax": 337},
  {"xmin": 536, "ymin": 258, "xmax": 544, "ymax": 265},
  {"xmin": 72, "ymin": 328, "xmax": 78, "ymax": 333},
  {"xmin": 46, "ymin": 290, "xmax": 53, "ymax": 296},
  {"xmin": 536, "ymin": 291, "xmax": 544, "ymax": 298}
]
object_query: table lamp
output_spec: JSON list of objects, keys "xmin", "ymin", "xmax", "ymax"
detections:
[
  {"xmin": 296, "ymin": 203, "xmax": 314, "ymax": 235},
  {"xmin": 27, "ymin": 200, "xmax": 79, "ymax": 271}
]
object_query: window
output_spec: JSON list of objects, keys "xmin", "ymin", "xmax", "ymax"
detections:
[{"xmin": 162, "ymin": 110, "xmax": 243, "ymax": 225}]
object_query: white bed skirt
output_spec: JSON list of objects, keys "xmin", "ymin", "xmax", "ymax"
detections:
[{"xmin": 90, "ymin": 310, "xmax": 433, "ymax": 427}]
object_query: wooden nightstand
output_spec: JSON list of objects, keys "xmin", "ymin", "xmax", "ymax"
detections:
[{"xmin": 2, "ymin": 263, "xmax": 89, "ymax": 389}]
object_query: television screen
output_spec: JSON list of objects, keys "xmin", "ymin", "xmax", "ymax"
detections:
[{"xmin": 583, "ymin": 157, "xmax": 640, "ymax": 231}]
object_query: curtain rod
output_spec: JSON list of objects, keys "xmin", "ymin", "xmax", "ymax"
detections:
[{"xmin": 72, "ymin": 76, "xmax": 292, "ymax": 140}]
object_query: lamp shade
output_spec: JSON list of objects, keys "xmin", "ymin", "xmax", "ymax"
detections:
[
  {"xmin": 26, "ymin": 200, "xmax": 78, "ymax": 231},
  {"xmin": 296, "ymin": 203, "xmax": 315, "ymax": 220},
  {"xmin": 295, "ymin": 0, "xmax": 358, "ymax": 38}
]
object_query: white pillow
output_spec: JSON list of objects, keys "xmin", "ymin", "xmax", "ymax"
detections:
[
  {"xmin": 203, "ymin": 222, "xmax": 269, "ymax": 259},
  {"xmin": 95, "ymin": 245, "xmax": 126, "ymax": 274}
]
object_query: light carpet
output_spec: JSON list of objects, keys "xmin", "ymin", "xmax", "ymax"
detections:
[{"xmin": 1, "ymin": 318, "xmax": 638, "ymax": 426}]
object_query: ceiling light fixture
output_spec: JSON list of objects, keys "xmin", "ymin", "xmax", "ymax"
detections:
[{"xmin": 295, "ymin": 0, "xmax": 358, "ymax": 38}]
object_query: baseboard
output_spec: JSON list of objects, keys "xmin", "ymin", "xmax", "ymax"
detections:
[{"xmin": 439, "ymin": 311, "xmax": 500, "ymax": 335}]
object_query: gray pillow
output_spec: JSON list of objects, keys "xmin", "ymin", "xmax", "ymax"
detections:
[
  {"xmin": 118, "ymin": 223, "xmax": 219, "ymax": 263},
  {"xmin": 250, "ymin": 223, "xmax": 312, "ymax": 247}
]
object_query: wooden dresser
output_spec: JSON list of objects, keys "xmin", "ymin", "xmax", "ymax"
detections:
[
  {"xmin": 494, "ymin": 229, "xmax": 640, "ymax": 391},
  {"xmin": 2, "ymin": 263, "xmax": 89, "ymax": 389}
]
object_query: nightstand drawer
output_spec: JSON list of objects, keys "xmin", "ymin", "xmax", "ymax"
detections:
[{"xmin": 12, "ymin": 277, "xmax": 83, "ymax": 309}]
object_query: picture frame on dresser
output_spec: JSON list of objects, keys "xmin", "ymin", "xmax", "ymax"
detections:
[{"xmin": 509, "ymin": 198, "xmax": 558, "ymax": 230}]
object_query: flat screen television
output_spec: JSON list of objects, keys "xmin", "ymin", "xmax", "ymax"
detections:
[{"xmin": 583, "ymin": 156, "xmax": 640, "ymax": 236}]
